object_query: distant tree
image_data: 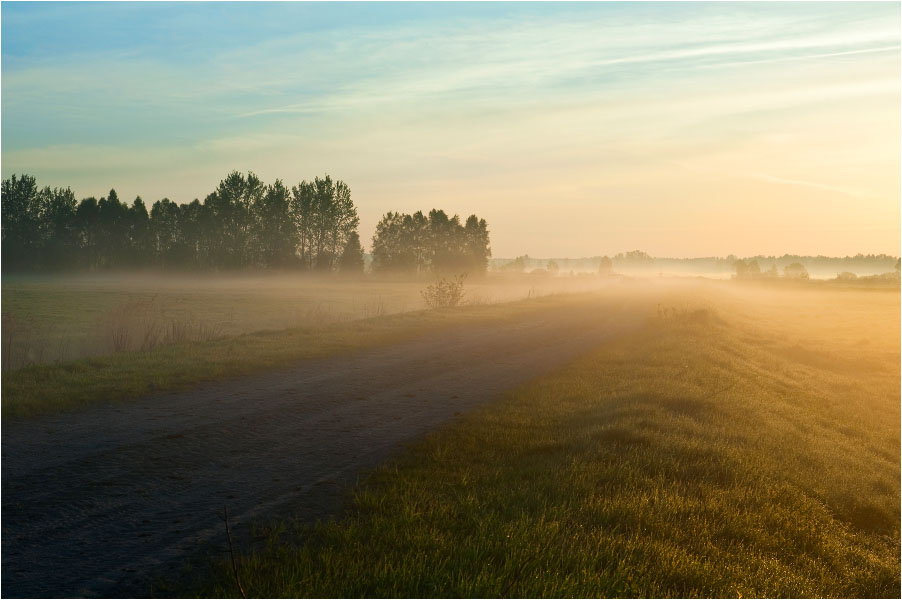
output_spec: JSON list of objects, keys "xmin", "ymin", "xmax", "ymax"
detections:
[
  {"xmin": 405, "ymin": 211, "xmax": 431, "ymax": 275},
  {"xmin": 783, "ymin": 262, "xmax": 810, "ymax": 280},
  {"xmin": 179, "ymin": 199, "xmax": 211, "ymax": 268},
  {"xmin": 501, "ymin": 255, "xmax": 528, "ymax": 272},
  {"xmin": 255, "ymin": 180, "xmax": 296, "ymax": 268},
  {"xmin": 151, "ymin": 198, "xmax": 184, "ymax": 268},
  {"xmin": 290, "ymin": 175, "xmax": 359, "ymax": 272},
  {"xmin": 96, "ymin": 189, "xmax": 131, "ymax": 268},
  {"xmin": 75, "ymin": 197, "xmax": 101, "ymax": 269},
  {"xmin": 546, "ymin": 260, "xmax": 559, "ymax": 275},
  {"xmin": 204, "ymin": 171, "xmax": 264, "ymax": 268},
  {"xmin": 38, "ymin": 186, "xmax": 79, "ymax": 269},
  {"xmin": 290, "ymin": 181, "xmax": 316, "ymax": 269},
  {"xmin": 372, "ymin": 212, "xmax": 408, "ymax": 273},
  {"xmin": 734, "ymin": 259, "xmax": 761, "ymax": 279},
  {"xmin": 428, "ymin": 209, "xmax": 466, "ymax": 274},
  {"xmin": 339, "ymin": 230, "xmax": 365, "ymax": 274},
  {"xmin": 1, "ymin": 174, "xmax": 41, "ymax": 270},
  {"xmin": 372, "ymin": 209, "xmax": 489, "ymax": 276},
  {"xmin": 463, "ymin": 215, "xmax": 491, "ymax": 275},
  {"xmin": 836, "ymin": 271, "xmax": 858, "ymax": 281},
  {"xmin": 615, "ymin": 250, "xmax": 654, "ymax": 263},
  {"xmin": 326, "ymin": 178, "xmax": 360, "ymax": 271},
  {"xmin": 598, "ymin": 256, "xmax": 613, "ymax": 276},
  {"xmin": 127, "ymin": 196, "xmax": 151, "ymax": 267}
]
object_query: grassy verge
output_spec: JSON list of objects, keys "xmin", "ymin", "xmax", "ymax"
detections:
[
  {"xmin": 188, "ymin": 302, "xmax": 899, "ymax": 597},
  {"xmin": 2, "ymin": 293, "xmax": 593, "ymax": 418}
]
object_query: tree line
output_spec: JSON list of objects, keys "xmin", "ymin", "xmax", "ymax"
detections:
[
  {"xmin": 1, "ymin": 173, "xmax": 491, "ymax": 276},
  {"xmin": 734, "ymin": 258, "xmax": 809, "ymax": 280},
  {"xmin": 491, "ymin": 252, "xmax": 899, "ymax": 277},
  {"xmin": 371, "ymin": 210, "xmax": 490, "ymax": 275}
]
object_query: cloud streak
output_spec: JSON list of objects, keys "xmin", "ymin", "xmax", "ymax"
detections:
[{"xmin": 1, "ymin": 2, "xmax": 899, "ymax": 256}]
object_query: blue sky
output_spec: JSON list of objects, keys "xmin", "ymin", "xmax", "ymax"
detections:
[{"xmin": 2, "ymin": 2, "xmax": 899, "ymax": 257}]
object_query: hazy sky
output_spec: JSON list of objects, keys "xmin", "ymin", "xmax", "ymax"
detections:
[{"xmin": 2, "ymin": 2, "xmax": 899, "ymax": 258}]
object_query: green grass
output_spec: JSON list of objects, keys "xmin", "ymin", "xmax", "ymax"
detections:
[
  {"xmin": 185, "ymin": 293, "xmax": 899, "ymax": 598},
  {"xmin": 2, "ymin": 293, "xmax": 597, "ymax": 417}
]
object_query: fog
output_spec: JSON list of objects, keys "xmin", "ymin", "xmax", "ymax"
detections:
[{"xmin": 4, "ymin": 266, "xmax": 899, "ymax": 372}]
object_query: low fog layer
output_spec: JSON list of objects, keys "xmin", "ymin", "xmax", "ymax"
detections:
[
  {"xmin": 491, "ymin": 252, "xmax": 900, "ymax": 279},
  {"xmin": 3, "ymin": 269, "xmax": 899, "ymax": 372}
]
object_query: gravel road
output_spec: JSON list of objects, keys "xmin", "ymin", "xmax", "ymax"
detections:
[{"xmin": 2, "ymin": 298, "xmax": 642, "ymax": 597}]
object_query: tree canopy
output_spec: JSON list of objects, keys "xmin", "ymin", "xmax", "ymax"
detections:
[
  {"xmin": 1, "ymin": 173, "xmax": 492, "ymax": 277},
  {"xmin": 1, "ymin": 172, "xmax": 361, "ymax": 273},
  {"xmin": 371, "ymin": 209, "xmax": 490, "ymax": 276}
]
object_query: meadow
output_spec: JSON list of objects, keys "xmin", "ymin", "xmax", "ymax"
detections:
[
  {"xmin": 0, "ymin": 272, "xmax": 609, "ymax": 372},
  {"xmin": 1, "ymin": 273, "xmax": 616, "ymax": 416},
  {"xmin": 2, "ymin": 274, "xmax": 899, "ymax": 597},
  {"xmin": 172, "ymin": 283, "xmax": 901, "ymax": 598}
]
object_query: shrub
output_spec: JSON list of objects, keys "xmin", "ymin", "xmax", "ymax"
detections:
[{"xmin": 421, "ymin": 274, "xmax": 467, "ymax": 309}]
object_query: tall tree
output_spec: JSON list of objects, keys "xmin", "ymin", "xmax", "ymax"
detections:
[
  {"xmin": 75, "ymin": 197, "xmax": 101, "ymax": 269},
  {"xmin": 428, "ymin": 209, "xmax": 466, "ymax": 273},
  {"xmin": 404, "ymin": 211, "xmax": 431, "ymax": 275},
  {"xmin": 96, "ymin": 189, "xmax": 130, "ymax": 268},
  {"xmin": 150, "ymin": 198, "xmax": 183, "ymax": 268},
  {"xmin": 339, "ymin": 230, "xmax": 365, "ymax": 274},
  {"xmin": 203, "ymin": 171, "xmax": 264, "ymax": 268},
  {"xmin": 38, "ymin": 186, "xmax": 79, "ymax": 269},
  {"xmin": 1, "ymin": 174, "xmax": 41, "ymax": 270},
  {"xmin": 598, "ymin": 256, "xmax": 613, "ymax": 276},
  {"xmin": 128, "ymin": 196, "xmax": 151, "ymax": 267},
  {"xmin": 372, "ymin": 211, "xmax": 415, "ymax": 273},
  {"xmin": 290, "ymin": 175, "xmax": 359, "ymax": 272},
  {"xmin": 179, "ymin": 199, "xmax": 210, "ymax": 268},
  {"xmin": 255, "ymin": 180, "xmax": 296, "ymax": 268},
  {"xmin": 463, "ymin": 214, "xmax": 491, "ymax": 275}
]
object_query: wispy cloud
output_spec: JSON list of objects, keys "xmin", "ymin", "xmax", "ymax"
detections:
[{"xmin": 2, "ymin": 2, "xmax": 898, "ymax": 256}]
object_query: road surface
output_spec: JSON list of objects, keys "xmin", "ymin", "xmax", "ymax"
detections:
[{"xmin": 2, "ymin": 297, "xmax": 642, "ymax": 597}]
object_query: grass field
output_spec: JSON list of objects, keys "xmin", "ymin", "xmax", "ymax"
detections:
[
  {"xmin": 4, "ymin": 288, "xmax": 631, "ymax": 418},
  {"xmin": 180, "ymin": 285, "xmax": 900, "ymax": 598},
  {"xmin": 1, "ymin": 273, "xmax": 605, "ymax": 371}
]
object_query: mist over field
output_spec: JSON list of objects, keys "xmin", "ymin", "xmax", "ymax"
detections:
[{"xmin": 2, "ymin": 2, "xmax": 899, "ymax": 599}]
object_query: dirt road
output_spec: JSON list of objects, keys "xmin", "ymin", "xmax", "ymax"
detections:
[{"xmin": 2, "ymin": 298, "xmax": 643, "ymax": 597}]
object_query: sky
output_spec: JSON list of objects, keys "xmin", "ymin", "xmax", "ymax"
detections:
[{"xmin": 2, "ymin": 2, "xmax": 899, "ymax": 258}]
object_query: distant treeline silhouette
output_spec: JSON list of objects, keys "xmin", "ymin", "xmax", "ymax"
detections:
[
  {"xmin": 1, "ymin": 173, "xmax": 491, "ymax": 275},
  {"xmin": 493, "ymin": 252, "xmax": 899, "ymax": 277}
]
